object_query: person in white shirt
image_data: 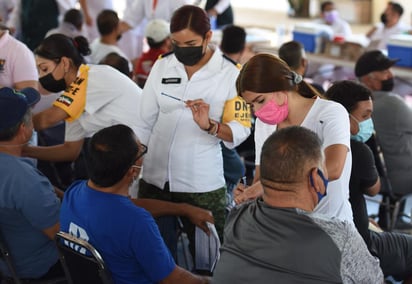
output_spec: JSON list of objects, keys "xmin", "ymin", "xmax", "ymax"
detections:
[
  {"xmin": 89, "ymin": 9, "xmax": 130, "ymax": 69},
  {"xmin": 118, "ymin": 0, "xmax": 189, "ymax": 64},
  {"xmin": 0, "ymin": 27, "xmax": 37, "ymax": 90},
  {"xmin": 79, "ymin": 0, "xmax": 113, "ymax": 42},
  {"xmin": 45, "ymin": 8, "xmax": 86, "ymax": 39},
  {"xmin": 316, "ymin": 1, "xmax": 351, "ymax": 39},
  {"xmin": 24, "ymin": 34, "xmax": 142, "ymax": 168},
  {"xmin": 234, "ymin": 53, "xmax": 353, "ymax": 223},
  {"xmin": 366, "ymin": 1, "xmax": 408, "ymax": 51},
  {"xmin": 136, "ymin": 5, "xmax": 251, "ymax": 263}
]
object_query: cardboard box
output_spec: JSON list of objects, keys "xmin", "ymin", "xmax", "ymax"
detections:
[
  {"xmin": 323, "ymin": 41, "xmax": 365, "ymax": 61},
  {"xmin": 388, "ymin": 34, "xmax": 412, "ymax": 68}
]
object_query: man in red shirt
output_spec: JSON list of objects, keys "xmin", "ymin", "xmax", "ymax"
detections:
[{"xmin": 134, "ymin": 19, "xmax": 171, "ymax": 88}]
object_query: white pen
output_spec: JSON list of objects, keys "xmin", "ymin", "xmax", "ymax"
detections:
[
  {"xmin": 242, "ymin": 176, "xmax": 247, "ymax": 188},
  {"xmin": 161, "ymin": 92, "xmax": 186, "ymax": 103}
]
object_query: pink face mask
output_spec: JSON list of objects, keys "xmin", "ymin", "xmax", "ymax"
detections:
[
  {"xmin": 324, "ymin": 10, "xmax": 339, "ymax": 24},
  {"xmin": 254, "ymin": 96, "xmax": 289, "ymax": 125}
]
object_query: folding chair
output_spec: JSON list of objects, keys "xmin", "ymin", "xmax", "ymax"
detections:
[
  {"xmin": 0, "ymin": 231, "xmax": 66, "ymax": 284},
  {"xmin": 366, "ymin": 134, "xmax": 412, "ymax": 232},
  {"xmin": 54, "ymin": 232, "xmax": 112, "ymax": 284}
]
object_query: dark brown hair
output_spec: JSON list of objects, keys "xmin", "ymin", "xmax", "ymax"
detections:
[
  {"xmin": 237, "ymin": 53, "xmax": 319, "ymax": 99},
  {"xmin": 35, "ymin": 34, "xmax": 90, "ymax": 68},
  {"xmin": 170, "ymin": 5, "xmax": 210, "ymax": 37}
]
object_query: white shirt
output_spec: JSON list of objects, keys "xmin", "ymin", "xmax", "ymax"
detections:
[
  {"xmin": 368, "ymin": 22, "xmax": 409, "ymax": 50},
  {"xmin": 89, "ymin": 38, "xmax": 132, "ymax": 70},
  {"xmin": 81, "ymin": 0, "xmax": 113, "ymax": 41},
  {"xmin": 255, "ymin": 97, "xmax": 353, "ymax": 222},
  {"xmin": 0, "ymin": 30, "xmax": 37, "ymax": 88},
  {"xmin": 64, "ymin": 64, "xmax": 142, "ymax": 141},
  {"xmin": 122, "ymin": 0, "xmax": 189, "ymax": 28},
  {"xmin": 137, "ymin": 46, "xmax": 250, "ymax": 193},
  {"xmin": 314, "ymin": 17, "xmax": 352, "ymax": 39},
  {"xmin": 45, "ymin": 22, "xmax": 87, "ymax": 39}
]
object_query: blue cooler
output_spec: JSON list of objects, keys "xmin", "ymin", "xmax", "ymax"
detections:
[
  {"xmin": 388, "ymin": 34, "xmax": 412, "ymax": 68},
  {"xmin": 292, "ymin": 23, "xmax": 332, "ymax": 53}
]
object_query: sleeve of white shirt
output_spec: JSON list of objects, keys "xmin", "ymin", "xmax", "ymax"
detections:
[
  {"xmin": 212, "ymin": 0, "xmax": 230, "ymax": 14},
  {"xmin": 65, "ymin": 120, "xmax": 86, "ymax": 142},
  {"xmin": 321, "ymin": 102, "xmax": 350, "ymax": 151},
  {"xmin": 342, "ymin": 21, "xmax": 352, "ymax": 38},
  {"xmin": 135, "ymin": 60, "xmax": 161, "ymax": 145},
  {"xmin": 223, "ymin": 120, "xmax": 250, "ymax": 149}
]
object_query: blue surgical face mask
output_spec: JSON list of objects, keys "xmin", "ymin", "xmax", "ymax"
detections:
[
  {"xmin": 309, "ymin": 168, "xmax": 328, "ymax": 204},
  {"xmin": 351, "ymin": 115, "xmax": 374, "ymax": 143}
]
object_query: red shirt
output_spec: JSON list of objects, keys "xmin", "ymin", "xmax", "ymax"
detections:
[{"xmin": 134, "ymin": 48, "xmax": 164, "ymax": 81}]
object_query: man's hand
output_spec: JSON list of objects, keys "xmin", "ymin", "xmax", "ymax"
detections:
[{"xmin": 182, "ymin": 203, "xmax": 214, "ymax": 235}]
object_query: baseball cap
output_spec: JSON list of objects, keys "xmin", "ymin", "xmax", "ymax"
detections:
[
  {"xmin": 0, "ymin": 87, "xmax": 40, "ymax": 131},
  {"xmin": 145, "ymin": 19, "xmax": 170, "ymax": 43},
  {"xmin": 355, "ymin": 50, "xmax": 399, "ymax": 77}
]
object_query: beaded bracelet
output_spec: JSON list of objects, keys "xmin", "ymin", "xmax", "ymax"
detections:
[{"xmin": 212, "ymin": 122, "xmax": 220, "ymax": 137}]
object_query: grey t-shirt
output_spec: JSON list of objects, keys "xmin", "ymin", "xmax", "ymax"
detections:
[
  {"xmin": 372, "ymin": 91, "xmax": 412, "ymax": 195},
  {"xmin": 213, "ymin": 199, "xmax": 383, "ymax": 283}
]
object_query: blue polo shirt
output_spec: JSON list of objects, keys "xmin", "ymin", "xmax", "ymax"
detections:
[
  {"xmin": 60, "ymin": 180, "xmax": 176, "ymax": 284},
  {"xmin": 0, "ymin": 153, "xmax": 60, "ymax": 278}
]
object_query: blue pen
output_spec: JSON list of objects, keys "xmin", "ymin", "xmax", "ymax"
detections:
[{"xmin": 161, "ymin": 92, "xmax": 186, "ymax": 103}]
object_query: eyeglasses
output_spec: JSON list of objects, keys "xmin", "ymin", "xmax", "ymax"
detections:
[{"xmin": 135, "ymin": 144, "xmax": 148, "ymax": 161}]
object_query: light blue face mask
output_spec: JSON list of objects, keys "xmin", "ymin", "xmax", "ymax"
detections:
[{"xmin": 351, "ymin": 116, "xmax": 374, "ymax": 143}]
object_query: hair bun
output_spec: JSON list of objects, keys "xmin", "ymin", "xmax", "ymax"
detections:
[{"xmin": 73, "ymin": 36, "xmax": 91, "ymax": 56}]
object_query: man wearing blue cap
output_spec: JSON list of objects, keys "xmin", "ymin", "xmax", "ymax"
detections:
[{"xmin": 0, "ymin": 87, "xmax": 64, "ymax": 280}]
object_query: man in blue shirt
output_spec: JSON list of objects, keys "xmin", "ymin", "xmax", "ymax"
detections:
[
  {"xmin": 60, "ymin": 124, "xmax": 210, "ymax": 284},
  {"xmin": 0, "ymin": 87, "xmax": 63, "ymax": 280}
]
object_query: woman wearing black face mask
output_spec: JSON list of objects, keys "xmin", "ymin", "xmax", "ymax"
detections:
[
  {"xmin": 24, "ymin": 34, "xmax": 142, "ymax": 167},
  {"xmin": 136, "ymin": 5, "xmax": 251, "ymax": 265}
]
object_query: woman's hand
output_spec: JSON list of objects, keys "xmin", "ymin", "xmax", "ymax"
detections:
[
  {"xmin": 233, "ymin": 182, "xmax": 263, "ymax": 204},
  {"xmin": 186, "ymin": 99, "xmax": 210, "ymax": 130}
]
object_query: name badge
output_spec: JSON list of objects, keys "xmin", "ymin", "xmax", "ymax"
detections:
[{"xmin": 162, "ymin": 77, "xmax": 181, "ymax": 84}]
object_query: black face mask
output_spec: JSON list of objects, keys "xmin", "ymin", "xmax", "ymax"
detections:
[
  {"xmin": 381, "ymin": 77, "xmax": 394, "ymax": 91},
  {"xmin": 39, "ymin": 72, "xmax": 67, "ymax": 93},
  {"xmin": 380, "ymin": 13, "xmax": 387, "ymax": 24},
  {"xmin": 173, "ymin": 44, "xmax": 205, "ymax": 66}
]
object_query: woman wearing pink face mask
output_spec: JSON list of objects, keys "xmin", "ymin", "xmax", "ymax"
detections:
[{"xmin": 234, "ymin": 53, "xmax": 354, "ymax": 223}]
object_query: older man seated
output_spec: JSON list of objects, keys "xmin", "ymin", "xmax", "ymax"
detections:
[{"xmin": 213, "ymin": 126, "xmax": 383, "ymax": 283}]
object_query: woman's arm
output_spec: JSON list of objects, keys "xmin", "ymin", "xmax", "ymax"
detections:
[
  {"xmin": 324, "ymin": 144, "xmax": 348, "ymax": 181},
  {"xmin": 33, "ymin": 106, "xmax": 69, "ymax": 131},
  {"xmin": 24, "ymin": 139, "xmax": 84, "ymax": 162}
]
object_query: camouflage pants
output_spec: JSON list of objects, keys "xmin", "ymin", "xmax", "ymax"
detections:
[{"xmin": 138, "ymin": 179, "xmax": 226, "ymax": 266}]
